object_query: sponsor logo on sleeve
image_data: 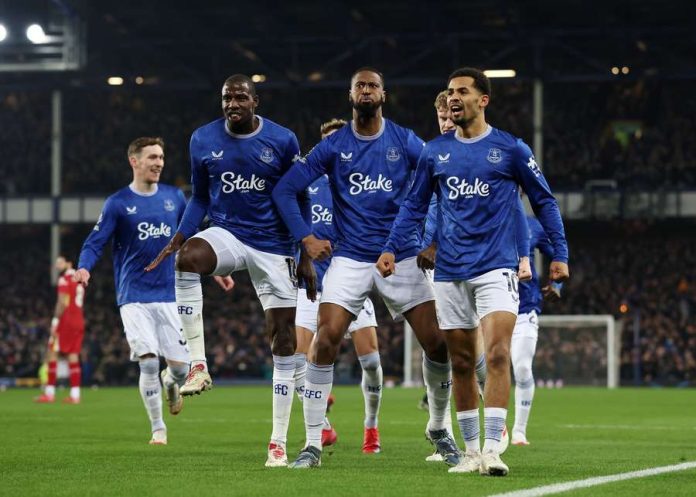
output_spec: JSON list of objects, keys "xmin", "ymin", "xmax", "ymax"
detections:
[{"xmin": 527, "ymin": 156, "xmax": 541, "ymax": 177}]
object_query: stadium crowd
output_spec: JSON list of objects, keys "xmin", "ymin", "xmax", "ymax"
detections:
[
  {"xmin": 2, "ymin": 79, "xmax": 696, "ymax": 195},
  {"xmin": 1, "ymin": 223, "xmax": 695, "ymax": 387}
]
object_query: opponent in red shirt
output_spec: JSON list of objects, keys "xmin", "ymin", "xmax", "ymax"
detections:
[{"xmin": 35, "ymin": 255, "xmax": 86, "ymax": 404}]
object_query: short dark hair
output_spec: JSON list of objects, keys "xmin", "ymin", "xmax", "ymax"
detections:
[
  {"xmin": 448, "ymin": 67, "xmax": 491, "ymax": 98},
  {"xmin": 127, "ymin": 137, "xmax": 164, "ymax": 158},
  {"xmin": 223, "ymin": 74, "xmax": 257, "ymax": 96},
  {"xmin": 320, "ymin": 118, "xmax": 347, "ymax": 137},
  {"xmin": 351, "ymin": 66, "xmax": 385, "ymax": 87}
]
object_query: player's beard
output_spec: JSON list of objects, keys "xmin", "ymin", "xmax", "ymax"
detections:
[{"xmin": 351, "ymin": 98, "xmax": 382, "ymax": 118}]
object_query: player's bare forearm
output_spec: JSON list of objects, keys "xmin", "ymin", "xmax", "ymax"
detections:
[
  {"xmin": 518, "ymin": 256, "xmax": 532, "ymax": 281},
  {"xmin": 145, "ymin": 232, "xmax": 185, "ymax": 272},
  {"xmin": 417, "ymin": 243, "xmax": 437, "ymax": 271},
  {"xmin": 376, "ymin": 252, "xmax": 396, "ymax": 277}
]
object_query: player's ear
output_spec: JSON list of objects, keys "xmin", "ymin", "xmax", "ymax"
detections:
[
  {"xmin": 128, "ymin": 154, "xmax": 138, "ymax": 169},
  {"xmin": 253, "ymin": 94, "xmax": 259, "ymax": 109},
  {"xmin": 480, "ymin": 94, "xmax": 490, "ymax": 109},
  {"xmin": 382, "ymin": 90, "xmax": 387, "ymax": 104}
]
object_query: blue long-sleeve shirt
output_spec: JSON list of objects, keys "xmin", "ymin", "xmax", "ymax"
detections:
[
  {"xmin": 384, "ymin": 125, "xmax": 568, "ymax": 282},
  {"xmin": 177, "ymin": 116, "xmax": 303, "ymax": 257},
  {"xmin": 78, "ymin": 184, "xmax": 186, "ymax": 306},
  {"xmin": 273, "ymin": 118, "xmax": 425, "ymax": 263}
]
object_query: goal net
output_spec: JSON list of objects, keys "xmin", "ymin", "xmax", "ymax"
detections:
[{"xmin": 403, "ymin": 314, "xmax": 620, "ymax": 389}]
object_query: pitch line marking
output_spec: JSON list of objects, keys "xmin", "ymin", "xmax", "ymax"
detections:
[{"xmin": 485, "ymin": 461, "xmax": 696, "ymax": 497}]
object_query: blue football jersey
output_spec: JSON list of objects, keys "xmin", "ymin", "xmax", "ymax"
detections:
[
  {"xmin": 519, "ymin": 215, "xmax": 555, "ymax": 314},
  {"xmin": 78, "ymin": 184, "xmax": 186, "ymax": 306},
  {"xmin": 385, "ymin": 125, "xmax": 568, "ymax": 281},
  {"xmin": 273, "ymin": 118, "xmax": 425, "ymax": 263},
  {"xmin": 178, "ymin": 116, "xmax": 301, "ymax": 256}
]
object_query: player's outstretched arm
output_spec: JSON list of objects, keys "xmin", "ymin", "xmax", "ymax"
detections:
[
  {"xmin": 518, "ymin": 256, "xmax": 532, "ymax": 281},
  {"xmin": 417, "ymin": 242, "xmax": 437, "ymax": 270},
  {"xmin": 297, "ymin": 250, "xmax": 318, "ymax": 302},
  {"xmin": 145, "ymin": 232, "xmax": 185, "ymax": 272},
  {"xmin": 213, "ymin": 275, "xmax": 235, "ymax": 292},
  {"xmin": 376, "ymin": 252, "xmax": 396, "ymax": 278},
  {"xmin": 73, "ymin": 268, "xmax": 91, "ymax": 287}
]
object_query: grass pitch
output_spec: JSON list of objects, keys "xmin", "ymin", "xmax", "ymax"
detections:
[{"xmin": 2, "ymin": 386, "xmax": 695, "ymax": 497}]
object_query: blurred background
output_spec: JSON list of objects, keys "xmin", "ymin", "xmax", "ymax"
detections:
[{"xmin": 1, "ymin": 0, "xmax": 695, "ymax": 389}]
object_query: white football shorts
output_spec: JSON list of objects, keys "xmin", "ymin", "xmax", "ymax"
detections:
[
  {"xmin": 193, "ymin": 226, "xmax": 297, "ymax": 310},
  {"xmin": 434, "ymin": 268, "xmax": 520, "ymax": 330},
  {"xmin": 296, "ymin": 289, "xmax": 378, "ymax": 335},
  {"xmin": 320, "ymin": 256, "xmax": 434, "ymax": 320},
  {"xmin": 513, "ymin": 310, "xmax": 539, "ymax": 340},
  {"xmin": 119, "ymin": 302, "xmax": 190, "ymax": 362}
]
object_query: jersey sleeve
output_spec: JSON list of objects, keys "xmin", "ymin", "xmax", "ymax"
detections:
[
  {"xmin": 78, "ymin": 196, "xmax": 118, "ymax": 272},
  {"xmin": 405, "ymin": 130, "xmax": 426, "ymax": 170},
  {"xmin": 530, "ymin": 216, "xmax": 555, "ymax": 259},
  {"xmin": 384, "ymin": 146, "xmax": 435, "ymax": 254},
  {"xmin": 515, "ymin": 197, "xmax": 530, "ymax": 259},
  {"xmin": 272, "ymin": 140, "xmax": 332, "ymax": 242},
  {"xmin": 422, "ymin": 194, "xmax": 438, "ymax": 248},
  {"xmin": 511, "ymin": 140, "xmax": 568, "ymax": 263},
  {"xmin": 177, "ymin": 132, "xmax": 210, "ymax": 239},
  {"xmin": 175, "ymin": 188, "xmax": 187, "ymax": 224}
]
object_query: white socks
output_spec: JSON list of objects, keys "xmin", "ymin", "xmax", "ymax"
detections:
[
  {"xmin": 270, "ymin": 355, "xmax": 296, "ymax": 445},
  {"xmin": 175, "ymin": 271, "xmax": 207, "ymax": 370},
  {"xmin": 294, "ymin": 353, "xmax": 307, "ymax": 401},
  {"xmin": 457, "ymin": 409, "xmax": 481, "ymax": 454},
  {"xmin": 422, "ymin": 354, "xmax": 452, "ymax": 432},
  {"xmin": 303, "ymin": 363, "xmax": 334, "ymax": 450},
  {"xmin": 358, "ymin": 352, "xmax": 383, "ymax": 429},
  {"xmin": 139, "ymin": 358, "xmax": 165, "ymax": 433},
  {"xmin": 483, "ymin": 407, "xmax": 508, "ymax": 453}
]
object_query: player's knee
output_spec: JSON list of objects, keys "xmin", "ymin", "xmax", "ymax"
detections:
[
  {"xmin": 139, "ymin": 356, "xmax": 159, "ymax": 375},
  {"xmin": 450, "ymin": 348, "xmax": 476, "ymax": 375},
  {"xmin": 358, "ymin": 351, "xmax": 381, "ymax": 372},
  {"xmin": 268, "ymin": 311, "xmax": 296, "ymax": 356},
  {"xmin": 486, "ymin": 341, "xmax": 511, "ymax": 371},
  {"xmin": 513, "ymin": 360, "xmax": 533, "ymax": 383},
  {"xmin": 422, "ymin": 338, "xmax": 449, "ymax": 364},
  {"xmin": 175, "ymin": 239, "xmax": 215, "ymax": 274},
  {"xmin": 313, "ymin": 327, "xmax": 342, "ymax": 357}
]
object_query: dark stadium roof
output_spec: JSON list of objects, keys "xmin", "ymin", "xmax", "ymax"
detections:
[{"xmin": 1, "ymin": 0, "xmax": 696, "ymax": 88}]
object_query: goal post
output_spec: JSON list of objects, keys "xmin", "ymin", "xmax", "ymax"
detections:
[{"xmin": 403, "ymin": 314, "xmax": 620, "ymax": 389}]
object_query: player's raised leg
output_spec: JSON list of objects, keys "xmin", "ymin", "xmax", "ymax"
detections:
[{"xmin": 175, "ymin": 238, "xmax": 217, "ymax": 395}]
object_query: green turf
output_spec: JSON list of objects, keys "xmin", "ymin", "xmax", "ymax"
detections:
[{"xmin": 2, "ymin": 386, "xmax": 695, "ymax": 497}]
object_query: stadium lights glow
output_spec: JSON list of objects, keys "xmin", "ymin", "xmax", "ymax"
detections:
[
  {"xmin": 611, "ymin": 66, "xmax": 620, "ymax": 75},
  {"xmin": 308, "ymin": 71, "xmax": 324, "ymax": 82},
  {"xmin": 107, "ymin": 76, "xmax": 124, "ymax": 86},
  {"xmin": 135, "ymin": 76, "xmax": 144, "ymax": 85},
  {"xmin": 0, "ymin": 24, "xmax": 7, "ymax": 43},
  {"xmin": 483, "ymin": 69, "xmax": 516, "ymax": 78},
  {"xmin": 621, "ymin": 66, "xmax": 630, "ymax": 74},
  {"xmin": 251, "ymin": 74, "xmax": 266, "ymax": 83},
  {"xmin": 26, "ymin": 24, "xmax": 48, "ymax": 44}
]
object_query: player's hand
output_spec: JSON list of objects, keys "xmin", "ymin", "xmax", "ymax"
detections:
[
  {"xmin": 145, "ymin": 232, "xmax": 185, "ymax": 272},
  {"xmin": 542, "ymin": 283, "xmax": 562, "ymax": 302},
  {"xmin": 73, "ymin": 268, "xmax": 91, "ymax": 287},
  {"xmin": 549, "ymin": 261, "xmax": 570, "ymax": 282},
  {"xmin": 417, "ymin": 243, "xmax": 437, "ymax": 271},
  {"xmin": 518, "ymin": 256, "xmax": 532, "ymax": 282},
  {"xmin": 214, "ymin": 275, "xmax": 235, "ymax": 292},
  {"xmin": 297, "ymin": 251, "xmax": 318, "ymax": 302},
  {"xmin": 302, "ymin": 234, "xmax": 332, "ymax": 261},
  {"xmin": 376, "ymin": 252, "xmax": 396, "ymax": 278}
]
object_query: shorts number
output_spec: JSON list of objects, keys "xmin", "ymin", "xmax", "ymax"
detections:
[
  {"xmin": 285, "ymin": 258, "xmax": 298, "ymax": 288},
  {"xmin": 501, "ymin": 271, "xmax": 519, "ymax": 300}
]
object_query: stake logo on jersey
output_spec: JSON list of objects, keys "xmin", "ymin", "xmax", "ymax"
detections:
[
  {"xmin": 179, "ymin": 116, "xmax": 302, "ymax": 256},
  {"xmin": 446, "ymin": 176, "xmax": 490, "ymax": 199},
  {"xmin": 384, "ymin": 125, "xmax": 568, "ymax": 282},
  {"xmin": 273, "ymin": 118, "xmax": 426, "ymax": 263},
  {"xmin": 79, "ymin": 184, "xmax": 187, "ymax": 306}
]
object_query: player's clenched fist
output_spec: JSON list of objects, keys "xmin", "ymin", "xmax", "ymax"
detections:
[
  {"xmin": 73, "ymin": 268, "xmax": 91, "ymax": 286},
  {"xmin": 302, "ymin": 234, "xmax": 332, "ymax": 261},
  {"xmin": 549, "ymin": 261, "xmax": 569, "ymax": 282},
  {"xmin": 517, "ymin": 256, "xmax": 532, "ymax": 282},
  {"xmin": 376, "ymin": 252, "xmax": 396, "ymax": 277}
]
